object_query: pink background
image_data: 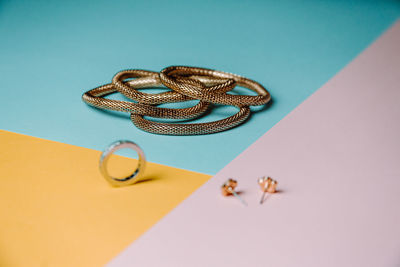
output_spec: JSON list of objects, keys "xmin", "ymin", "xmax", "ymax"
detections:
[{"xmin": 109, "ymin": 21, "xmax": 400, "ymax": 267}]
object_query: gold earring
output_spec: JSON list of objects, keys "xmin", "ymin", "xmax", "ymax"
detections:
[
  {"xmin": 221, "ymin": 179, "xmax": 247, "ymax": 206},
  {"xmin": 258, "ymin": 176, "xmax": 278, "ymax": 204}
]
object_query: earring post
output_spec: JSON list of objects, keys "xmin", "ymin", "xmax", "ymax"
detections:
[
  {"xmin": 259, "ymin": 191, "xmax": 267, "ymax": 204},
  {"xmin": 231, "ymin": 189, "xmax": 248, "ymax": 206}
]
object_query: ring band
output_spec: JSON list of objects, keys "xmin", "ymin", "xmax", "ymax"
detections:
[
  {"xmin": 99, "ymin": 140, "xmax": 146, "ymax": 187},
  {"xmin": 159, "ymin": 66, "xmax": 271, "ymax": 106}
]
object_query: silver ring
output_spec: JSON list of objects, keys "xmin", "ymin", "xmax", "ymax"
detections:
[{"xmin": 99, "ymin": 140, "xmax": 146, "ymax": 187}]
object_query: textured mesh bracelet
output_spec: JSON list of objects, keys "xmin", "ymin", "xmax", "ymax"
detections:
[
  {"xmin": 82, "ymin": 66, "xmax": 271, "ymax": 135},
  {"xmin": 159, "ymin": 66, "xmax": 271, "ymax": 106},
  {"xmin": 130, "ymin": 105, "xmax": 251, "ymax": 135},
  {"xmin": 112, "ymin": 69, "xmax": 237, "ymax": 105},
  {"xmin": 82, "ymin": 76, "xmax": 211, "ymax": 119}
]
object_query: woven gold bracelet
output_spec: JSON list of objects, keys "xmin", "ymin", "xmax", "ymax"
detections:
[
  {"xmin": 130, "ymin": 105, "xmax": 251, "ymax": 135},
  {"xmin": 82, "ymin": 66, "xmax": 271, "ymax": 135},
  {"xmin": 82, "ymin": 76, "xmax": 211, "ymax": 119},
  {"xmin": 159, "ymin": 66, "xmax": 271, "ymax": 106},
  {"xmin": 112, "ymin": 69, "xmax": 237, "ymax": 105}
]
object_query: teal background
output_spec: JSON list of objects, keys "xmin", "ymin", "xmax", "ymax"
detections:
[{"xmin": 0, "ymin": 0, "xmax": 399, "ymax": 174}]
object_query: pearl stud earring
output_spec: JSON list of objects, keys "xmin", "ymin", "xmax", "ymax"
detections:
[
  {"xmin": 221, "ymin": 178, "xmax": 247, "ymax": 206},
  {"xmin": 258, "ymin": 176, "xmax": 278, "ymax": 204}
]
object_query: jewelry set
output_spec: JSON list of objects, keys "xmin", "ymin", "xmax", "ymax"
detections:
[
  {"xmin": 87, "ymin": 66, "xmax": 280, "ymax": 202},
  {"xmin": 98, "ymin": 140, "xmax": 279, "ymax": 204}
]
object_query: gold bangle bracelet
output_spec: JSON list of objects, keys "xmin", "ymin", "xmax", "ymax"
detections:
[
  {"xmin": 159, "ymin": 66, "xmax": 271, "ymax": 106},
  {"xmin": 130, "ymin": 105, "xmax": 251, "ymax": 135},
  {"xmin": 82, "ymin": 66, "xmax": 271, "ymax": 135},
  {"xmin": 82, "ymin": 76, "xmax": 211, "ymax": 119},
  {"xmin": 113, "ymin": 69, "xmax": 236, "ymax": 105}
]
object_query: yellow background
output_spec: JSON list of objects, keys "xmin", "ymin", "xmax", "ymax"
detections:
[{"xmin": 0, "ymin": 130, "xmax": 211, "ymax": 266}]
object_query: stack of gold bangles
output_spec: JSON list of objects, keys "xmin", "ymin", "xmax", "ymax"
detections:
[{"xmin": 82, "ymin": 66, "xmax": 271, "ymax": 135}]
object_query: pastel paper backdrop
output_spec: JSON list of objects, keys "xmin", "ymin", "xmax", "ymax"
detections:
[
  {"xmin": 108, "ymin": 20, "xmax": 400, "ymax": 267},
  {"xmin": 1, "ymin": 0, "xmax": 399, "ymax": 174}
]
